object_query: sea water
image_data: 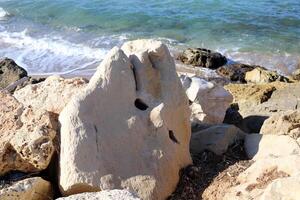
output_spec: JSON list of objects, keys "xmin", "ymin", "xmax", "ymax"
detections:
[{"xmin": 0, "ymin": 0, "xmax": 299, "ymax": 76}]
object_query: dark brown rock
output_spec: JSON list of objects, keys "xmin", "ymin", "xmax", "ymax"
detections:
[
  {"xmin": 178, "ymin": 48, "xmax": 227, "ymax": 69},
  {"xmin": 0, "ymin": 58, "xmax": 27, "ymax": 89},
  {"xmin": 217, "ymin": 63, "xmax": 260, "ymax": 83}
]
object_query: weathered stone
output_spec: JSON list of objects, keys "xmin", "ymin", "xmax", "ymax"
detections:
[
  {"xmin": 217, "ymin": 63, "xmax": 257, "ymax": 83},
  {"xmin": 224, "ymin": 82, "xmax": 294, "ymax": 117},
  {"xmin": 14, "ymin": 75, "xmax": 87, "ymax": 114},
  {"xmin": 0, "ymin": 58, "xmax": 27, "ymax": 89},
  {"xmin": 0, "ymin": 177, "xmax": 53, "ymax": 200},
  {"xmin": 181, "ymin": 76, "xmax": 233, "ymax": 124},
  {"xmin": 178, "ymin": 48, "xmax": 227, "ymax": 69},
  {"xmin": 244, "ymin": 134, "xmax": 300, "ymax": 160},
  {"xmin": 0, "ymin": 91, "xmax": 57, "ymax": 175},
  {"xmin": 190, "ymin": 124, "xmax": 245, "ymax": 155},
  {"xmin": 59, "ymin": 40, "xmax": 191, "ymax": 199},
  {"xmin": 292, "ymin": 68, "xmax": 300, "ymax": 81},
  {"xmin": 56, "ymin": 190, "xmax": 140, "ymax": 200},
  {"xmin": 260, "ymin": 175, "xmax": 300, "ymax": 200},
  {"xmin": 224, "ymin": 156, "xmax": 300, "ymax": 200},
  {"xmin": 261, "ymin": 110, "xmax": 300, "ymax": 139},
  {"xmin": 245, "ymin": 67, "xmax": 289, "ymax": 84}
]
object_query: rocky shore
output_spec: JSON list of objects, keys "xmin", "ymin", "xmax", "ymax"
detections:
[{"xmin": 0, "ymin": 40, "xmax": 300, "ymax": 200}]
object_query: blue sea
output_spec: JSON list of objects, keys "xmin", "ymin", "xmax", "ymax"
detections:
[{"xmin": 0, "ymin": 0, "xmax": 299, "ymax": 76}]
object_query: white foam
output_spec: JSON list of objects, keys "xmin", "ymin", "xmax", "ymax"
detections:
[
  {"xmin": 0, "ymin": 7, "xmax": 9, "ymax": 20},
  {"xmin": 0, "ymin": 29, "xmax": 110, "ymax": 75}
]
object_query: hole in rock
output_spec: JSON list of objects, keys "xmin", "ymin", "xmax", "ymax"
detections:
[
  {"xmin": 169, "ymin": 130, "xmax": 180, "ymax": 144},
  {"xmin": 134, "ymin": 99, "xmax": 149, "ymax": 111}
]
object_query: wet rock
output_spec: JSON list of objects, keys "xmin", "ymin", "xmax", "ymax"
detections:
[
  {"xmin": 0, "ymin": 177, "xmax": 53, "ymax": 200},
  {"xmin": 0, "ymin": 58, "xmax": 27, "ymax": 89},
  {"xmin": 217, "ymin": 63, "xmax": 257, "ymax": 83},
  {"xmin": 59, "ymin": 40, "xmax": 191, "ymax": 199},
  {"xmin": 0, "ymin": 91, "xmax": 57, "ymax": 175},
  {"xmin": 56, "ymin": 190, "xmax": 140, "ymax": 200},
  {"xmin": 178, "ymin": 48, "xmax": 227, "ymax": 69}
]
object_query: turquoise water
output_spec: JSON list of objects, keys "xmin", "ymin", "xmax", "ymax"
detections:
[{"xmin": 0, "ymin": 0, "xmax": 299, "ymax": 75}]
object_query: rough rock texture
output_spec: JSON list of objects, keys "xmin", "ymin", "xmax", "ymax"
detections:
[
  {"xmin": 56, "ymin": 190, "xmax": 140, "ymax": 200},
  {"xmin": 0, "ymin": 177, "xmax": 53, "ymax": 200},
  {"xmin": 14, "ymin": 77, "xmax": 46, "ymax": 92},
  {"xmin": 224, "ymin": 82, "xmax": 293, "ymax": 117},
  {"xmin": 0, "ymin": 58, "xmax": 27, "ymax": 89},
  {"xmin": 260, "ymin": 175, "xmax": 300, "ymax": 200},
  {"xmin": 245, "ymin": 67, "xmax": 289, "ymax": 83},
  {"xmin": 292, "ymin": 68, "xmax": 300, "ymax": 81},
  {"xmin": 216, "ymin": 63, "xmax": 257, "ymax": 83},
  {"xmin": 59, "ymin": 40, "xmax": 192, "ymax": 199},
  {"xmin": 14, "ymin": 75, "xmax": 87, "ymax": 114},
  {"xmin": 244, "ymin": 134, "xmax": 300, "ymax": 160},
  {"xmin": 260, "ymin": 110, "xmax": 300, "ymax": 139},
  {"xmin": 181, "ymin": 76, "xmax": 233, "ymax": 124},
  {"xmin": 178, "ymin": 48, "xmax": 227, "ymax": 69},
  {"xmin": 224, "ymin": 156, "xmax": 300, "ymax": 200},
  {"xmin": 0, "ymin": 91, "xmax": 57, "ymax": 175},
  {"xmin": 190, "ymin": 124, "xmax": 245, "ymax": 155}
]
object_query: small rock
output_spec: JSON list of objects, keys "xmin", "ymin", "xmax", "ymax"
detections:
[
  {"xmin": 181, "ymin": 76, "xmax": 233, "ymax": 124},
  {"xmin": 260, "ymin": 110, "xmax": 300, "ymax": 139},
  {"xmin": 0, "ymin": 177, "xmax": 53, "ymax": 200},
  {"xmin": 190, "ymin": 124, "xmax": 246, "ymax": 155},
  {"xmin": 0, "ymin": 58, "xmax": 27, "ymax": 89},
  {"xmin": 292, "ymin": 68, "xmax": 300, "ymax": 81},
  {"xmin": 244, "ymin": 134, "xmax": 300, "ymax": 160},
  {"xmin": 217, "ymin": 63, "xmax": 258, "ymax": 83},
  {"xmin": 178, "ymin": 48, "xmax": 227, "ymax": 69},
  {"xmin": 245, "ymin": 67, "xmax": 289, "ymax": 84},
  {"xmin": 56, "ymin": 190, "xmax": 140, "ymax": 200}
]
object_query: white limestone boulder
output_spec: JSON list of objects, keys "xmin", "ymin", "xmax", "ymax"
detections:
[
  {"xmin": 0, "ymin": 177, "xmax": 53, "ymax": 200},
  {"xmin": 180, "ymin": 76, "xmax": 233, "ymax": 124},
  {"xmin": 59, "ymin": 40, "xmax": 191, "ymax": 199},
  {"xmin": 56, "ymin": 190, "xmax": 140, "ymax": 200},
  {"xmin": 0, "ymin": 91, "xmax": 57, "ymax": 175},
  {"xmin": 14, "ymin": 75, "xmax": 87, "ymax": 114}
]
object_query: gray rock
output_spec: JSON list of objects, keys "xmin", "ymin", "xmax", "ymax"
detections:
[
  {"xmin": 178, "ymin": 48, "xmax": 227, "ymax": 69},
  {"xmin": 0, "ymin": 58, "xmax": 27, "ymax": 89}
]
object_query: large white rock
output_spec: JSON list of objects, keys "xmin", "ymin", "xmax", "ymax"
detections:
[
  {"xmin": 261, "ymin": 110, "xmax": 300, "ymax": 139},
  {"xmin": 0, "ymin": 177, "xmax": 53, "ymax": 200},
  {"xmin": 0, "ymin": 91, "xmax": 57, "ymax": 175},
  {"xmin": 14, "ymin": 75, "xmax": 87, "ymax": 114},
  {"xmin": 180, "ymin": 76, "xmax": 233, "ymax": 124},
  {"xmin": 244, "ymin": 134, "xmax": 300, "ymax": 160},
  {"xmin": 56, "ymin": 190, "xmax": 140, "ymax": 200},
  {"xmin": 59, "ymin": 40, "xmax": 191, "ymax": 199}
]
